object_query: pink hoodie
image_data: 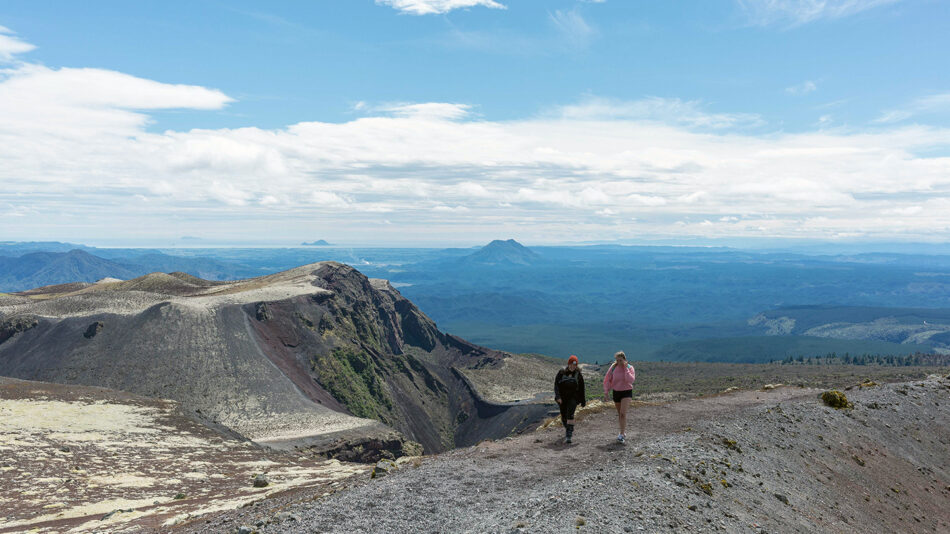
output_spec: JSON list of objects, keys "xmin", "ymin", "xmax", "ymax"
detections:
[{"xmin": 603, "ymin": 363, "xmax": 636, "ymax": 394}]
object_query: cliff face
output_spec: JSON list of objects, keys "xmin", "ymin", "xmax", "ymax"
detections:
[
  {"xmin": 0, "ymin": 262, "xmax": 550, "ymax": 454},
  {"xmin": 245, "ymin": 262, "xmax": 549, "ymax": 453}
]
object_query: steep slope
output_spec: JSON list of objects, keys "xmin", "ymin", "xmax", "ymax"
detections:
[{"xmin": 0, "ymin": 262, "xmax": 550, "ymax": 455}]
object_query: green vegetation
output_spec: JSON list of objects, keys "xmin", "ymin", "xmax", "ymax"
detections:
[
  {"xmin": 311, "ymin": 347, "xmax": 394, "ymax": 421},
  {"xmin": 654, "ymin": 336, "xmax": 933, "ymax": 364},
  {"xmin": 776, "ymin": 352, "xmax": 950, "ymax": 367},
  {"xmin": 821, "ymin": 390, "xmax": 852, "ymax": 409}
]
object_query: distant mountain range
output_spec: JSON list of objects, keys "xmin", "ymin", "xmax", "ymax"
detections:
[
  {"xmin": 0, "ymin": 250, "xmax": 139, "ymax": 292},
  {"xmin": 0, "ymin": 247, "xmax": 254, "ymax": 292}
]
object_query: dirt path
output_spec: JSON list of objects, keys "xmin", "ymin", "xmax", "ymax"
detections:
[{"xmin": 178, "ymin": 375, "xmax": 950, "ymax": 533}]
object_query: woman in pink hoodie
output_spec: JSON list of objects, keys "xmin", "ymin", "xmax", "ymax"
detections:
[{"xmin": 602, "ymin": 350, "xmax": 636, "ymax": 443}]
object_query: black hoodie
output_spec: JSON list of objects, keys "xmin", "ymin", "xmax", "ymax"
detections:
[{"xmin": 554, "ymin": 368, "xmax": 586, "ymax": 406}]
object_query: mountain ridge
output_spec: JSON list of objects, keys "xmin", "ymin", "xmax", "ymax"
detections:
[{"xmin": 0, "ymin": 261, "xmax": 551, "ymax": 455}]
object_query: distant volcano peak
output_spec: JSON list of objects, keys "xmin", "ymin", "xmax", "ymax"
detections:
[{"xmin": 464, "ymin": 239, "xmax": 539, "ymax": 266}]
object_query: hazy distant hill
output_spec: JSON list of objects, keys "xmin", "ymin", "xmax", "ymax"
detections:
[
  {"xmin": 301, "ymin": 240, "xmax": 332, "ymax": 246},
  {"xmin": 0, "ymin": 250, "xmax": 140, "ymax": 292},
  {"xmin": 0, "ymin": 241, "xmax": 96, "ymax": 257},
  {"xmin": 0, "ymin": 246, "xmax": 254, "ymax": 292},
  {"xmin": 460, "ymin": 239, "xmax": 541, "ymax": 266}
]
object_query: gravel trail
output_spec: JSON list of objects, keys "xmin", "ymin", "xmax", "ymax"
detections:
[{"xmin": 179, "ymin": 375, "xmax": 950, "ymax": 533}]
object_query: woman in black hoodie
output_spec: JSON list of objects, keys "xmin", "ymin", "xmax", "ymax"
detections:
[{"xmin": 555, "ymin": 354, "xmax": 586, "ymax": 443}]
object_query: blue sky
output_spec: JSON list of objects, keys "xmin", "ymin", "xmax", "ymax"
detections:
[{"xmin": 1, "ymin": 0, "xmax": 949, "ymax": 246}]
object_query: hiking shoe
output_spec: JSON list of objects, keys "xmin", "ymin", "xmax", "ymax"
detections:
[
  {"xmin": 617, "ymin": 434, "xmax": 625, "ymax": 443},
  {"xmin": 565, "ymin": 436, "xmax": 572, "ymax": 444}
]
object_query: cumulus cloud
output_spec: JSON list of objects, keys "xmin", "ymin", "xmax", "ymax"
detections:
[
  {"xmin": 3, "ymin": 30, "xmax": 950, "ymax": 244},
  {"xmin": 738, "ymin": 0, "xmax": 901, "ymax": 26},
  {"xmin": 376, "ymin": 0, "xmax": 505, "ymax": 15}
]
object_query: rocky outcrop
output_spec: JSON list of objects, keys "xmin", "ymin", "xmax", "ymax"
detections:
[
  {"xmin": 316, "ymin": 432, "xmax": 424, "ymax": 464},
  {"xmin": 0, "ymin": 314, "xmax": 38, "ymax": 344},
  {"xmin": 83, "ymin": 320, "xmax": 104, "ymax": 339}
]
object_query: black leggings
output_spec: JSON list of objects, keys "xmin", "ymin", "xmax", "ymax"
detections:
[{"xmin": 559, "ymin": 398, "xmax": 578, "ymax": 423}]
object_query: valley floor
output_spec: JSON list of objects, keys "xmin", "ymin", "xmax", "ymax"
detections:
[{"xmin": 178, "ymin": 375, "xmax": 950, "ymax": 534}]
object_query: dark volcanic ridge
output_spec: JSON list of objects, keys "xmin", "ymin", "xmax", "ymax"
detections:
[{"xmin": 0, "ymin": 262, "xmax": 550, "ymax": 458}]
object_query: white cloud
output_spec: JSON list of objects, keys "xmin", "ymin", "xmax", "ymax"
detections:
[
  {"xmin": 379, "ymin": 102, "xmax": 472, "ymax": 120},
  {"xmin": 556, "ymin": 96, "xmax": 763, "ymax": 129},
  {"xmin": 376, "ymin": 0, "xmax": 505, "ymax": 15},
  {"xmin": 785, "ymin": 80, "xmax": 817, "ymax": 95},
  {"xmin": 875, "ymin": 92, "xmax": 950, "ymax": 124},
  {"xmin": 549, "ymin": 9, "xmax": 596, "ymax": 48},
  {"xmin": 738, "ymin": 0, "xmax": 901, "ymax": 26},
  {"xmin": 0, "ymin": 26, "xmax": 35, "ymax": 62},
  {"xmin": 432, "ymin": 204, "xmax": 470, "ymax": 212},
  {"xmin": 3, "ymin": 33, "xmax": 950, "ymax": 244}
]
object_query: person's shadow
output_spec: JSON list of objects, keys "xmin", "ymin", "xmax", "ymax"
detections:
[
  {"xmin": 542, "ymin": 439, "xmax": 572, "ymax": 450},
  {"xmin": 594, "ymin": 442, "xmax": 626, "ymax": 453}
]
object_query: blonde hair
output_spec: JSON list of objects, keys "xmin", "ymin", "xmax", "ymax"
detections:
[{"xmin": 614, "ymin": 351, "xmax": 626, "ymax": 360}]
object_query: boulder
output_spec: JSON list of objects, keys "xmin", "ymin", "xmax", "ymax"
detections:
[
  {"xmin": 83, "ymin": 321, "xmax": 104, "ymax": 339},
  {"xmin": 252, "ymin": 474, "xmax": 270, "ymax": 488},
  {"xmin": 371, "ymin": 458, "xmax": 398, "ymax": 479}
]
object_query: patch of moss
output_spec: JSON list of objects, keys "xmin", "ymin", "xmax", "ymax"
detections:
[
  {"xmin": 311, "ymin": 347, "xmax": 394, "ymax": 421},
  {"xmin": 698, "ymin": 482, "xmax": 713, "ymax": 496},
  {"xmin": 294, "ymin": 312, "xmax": 315, "ymax": 330},
  {"xmin": 821, "ymin": 390, "xmax": 852, "ymax": 409}
]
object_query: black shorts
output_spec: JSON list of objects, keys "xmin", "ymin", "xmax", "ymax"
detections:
[{"xmin": 612, "ymin": 389, "xmax": 633, "ymax": 403}]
